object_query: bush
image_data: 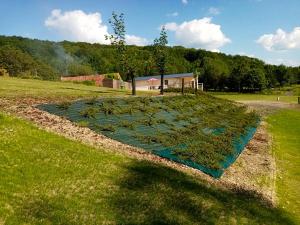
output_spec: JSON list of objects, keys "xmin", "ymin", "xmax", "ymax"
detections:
[
  {"xmin": 165, "ymin": 87, "xmax": 203, "ymax": 94},
  {"xmin": 80, "ymin": 107, "xmax": 98, "ymax": 118},
  {"xmin": 104, "ymin": 73, "xmax": 121, "ymax": 80},
  {"xmin": 0, "ymin": 67, "xmax": 9, "ymax": 76},
  {"xmin": 82, "ymin": 80, "xmax": 96, "ymax": 86}
]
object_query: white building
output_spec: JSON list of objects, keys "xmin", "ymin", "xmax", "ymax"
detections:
[{"xmin": 135, "ymin": 73, "xmax": 197, "ymax": 91}]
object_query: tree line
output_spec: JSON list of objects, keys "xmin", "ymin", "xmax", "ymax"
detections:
[{"xmin": 0, "ymin": 32, "xmax": 299, "ymax": 92}]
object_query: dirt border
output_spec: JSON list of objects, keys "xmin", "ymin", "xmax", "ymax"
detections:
[{"xmin": 0, "ymin": 98, "xmax": 277, "ymax": 205}]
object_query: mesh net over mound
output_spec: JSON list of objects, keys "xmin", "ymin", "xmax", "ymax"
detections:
[{"xmin": 37, "ymin": 95, "xmax": 259, "ymax": 178}]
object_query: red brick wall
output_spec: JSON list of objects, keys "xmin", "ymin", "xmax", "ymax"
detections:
[
  {"xmin": 61, "ymin": 74, "xmax": 105, "ymax": 86},
  {"xmin": 61, "ymin": 74, "xmax": 131, "ymax": 90}
]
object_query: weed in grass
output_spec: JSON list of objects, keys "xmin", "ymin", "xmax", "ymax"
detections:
[
  {"xmin": 77, "ymin": 121, "xmax": 89, "ymax": 127},
  {"xmin": 100, "ymin": 103, "xmax": 115, "ymax": 116},
  {"xmin": 57, "ymin": 101, "xmax": 72, "ymax": 110},
  {"xmin": 120, "ymin": 120, "xmax": 136, "ymax": 130},
  {"xmin": 80, "ymin": 107, "xmax": 98, "ymax": 118},
  {"xmin": 98, "ymin": 124, "xmax": 116, "ymax": 132},
  {"xmin": 85, "ymin": 97, "xmax": 98, "ymax": 105}
]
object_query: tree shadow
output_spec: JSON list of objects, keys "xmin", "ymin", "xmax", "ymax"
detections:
[
  {"xmin": 109, "ymin": 161, "xmax": 295, "ymax": 225},
  {"xmin": 61, "ymin": 87, "xmax": 112, "ymax": 94},
  {"xmin": 9, "ymin": 196, "xmax": 76, "ymax": 225}
]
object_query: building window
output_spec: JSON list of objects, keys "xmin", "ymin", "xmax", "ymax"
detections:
[{"xmin": 164, "ymin": 80, "xmax": 168, "ymax": 85}]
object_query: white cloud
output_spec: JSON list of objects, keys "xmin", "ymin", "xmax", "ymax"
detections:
[
  {"xmin": 208, "ymin": 7, "xmax": 220, "ymax": 15},
  {"xmin": 45, "ymin": 9, "xmax": 109, "ymax": 44},
  {"xmin": 45, "ymin": 9, "xmax": 149, "ymax": 46},
  {"xmin": 125, "ymin": 34, "xmax": 149, "ymax": 46},
  {"xmin": 257, "ymin": 27, "xmax": 300, "ymax": 51},
  {"xmin": 182, "ymin": 0, "xmax": 188, "ymax": 5},
  {"xmin": 167, "ymin": 12, "xmax": 179, "ymax": 17},
  {"xmin": 164, "ymin": 17, "xmax": 231, "ymax": 51}
]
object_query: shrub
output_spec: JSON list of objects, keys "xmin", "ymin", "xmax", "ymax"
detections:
[
  {"xmin": 77, "ymin": 121, "xmax": 89, "ymax": 127},
  {"xmin": 57, "ymin": 101, "xmax": 72, "ymax": 110},
  {"xmin": 80, "ymin": 107, "xmax": 98, "ymax": 118},
  {"xmin": 99, "ymin": 124, "xmax": 116, "ymax": 132},
  {"xmin": 0, "ymin": 67, "xmax": 9, "ymax": 76},
  {"xmin": 120, "ymin": 120, "xmax": 135, "ymax": 130},
  {"xmin": 79, "ymin": 80, "xmax": 96, "ymax": 86},
  {"xmin": 85, "ymin": 97, "xmax": 98, "ymax": 105}
]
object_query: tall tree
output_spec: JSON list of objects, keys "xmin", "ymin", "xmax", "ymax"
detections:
[
  {"xmin": 106, "ymin": 12, "xmax": 138, "ymax": 95},
  {"xmin": 153, "ymin": 27, "xmax": 168, "ymax": 95}
]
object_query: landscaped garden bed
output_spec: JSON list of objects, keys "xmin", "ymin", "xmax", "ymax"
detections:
[{"xmin": 38, "ymin": 93, "xmax": 259, "ymax": 178}]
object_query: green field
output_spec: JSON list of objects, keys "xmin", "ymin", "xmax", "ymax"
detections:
[
  {"xmin": 0, "ymin": 77, "xmax": 145, "ymax": 101},
  {"xmin": 214, "ymin": 93, "xmax": 299, "ymax": 104},
  {"xmin": 0, "ymin": 77, "xmax": 299, "ymax": 224},
  {"xmin": 213, "ymin": 85, "xmax": 300, "ymax": 104},
  {"xmin": 267, "ymin": 110, "xmax": 300, "ymax": 223},
  {"xmin": 0, "ymin": 112, "xmax": 294, "ymax": 224}
]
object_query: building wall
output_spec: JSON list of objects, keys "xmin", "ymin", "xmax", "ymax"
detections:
[
  {"xmin": 61, "ymin": 74, "xmax": 131, "ymax": 90},
  {"xmin": 135, "ymin": 77, "xmax": 195, "ymax": 90}
]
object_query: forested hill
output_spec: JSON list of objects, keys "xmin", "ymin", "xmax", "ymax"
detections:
[{"xmin": 0, "ymin": 35, "xmax": 299, "ymax": 91}]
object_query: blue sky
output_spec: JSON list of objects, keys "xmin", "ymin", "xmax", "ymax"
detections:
[{"xmin": 0, "ymin": 0, "xmax": 300, "ymax": 66}]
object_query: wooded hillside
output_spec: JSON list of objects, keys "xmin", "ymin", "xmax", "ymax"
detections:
[{"xmin": 0, "ymin": 35, "xmax": 299, "ymax": 92}]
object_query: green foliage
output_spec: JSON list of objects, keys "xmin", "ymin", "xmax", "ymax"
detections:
[
  {"xmin": 98, "ymin": 124, "xmax": 116, "ymax": 132},
  {"xmin": 165, "ymin": 87, "xmax": 197, "ymax": 94},
  {"xmin": 67, "ymin": 63, "xmax": 94, "ymax": 76},
  {"xmin": 153, "ymin": 26, "xmax": 168, "ymax": 94},
  {"xmin": 57, "ymin": 101, "xmax": 72, "ymax": 110},
  {"xmin": 77, "ymin": 120, "xmax": 89, "ymax": 127},
  {"xmin": 105, "ymin": 73, "xmax": 120, "ymax": 80},
  {"xmin": 80, "ymin": 107, "xmax": 98, "ymax": 118},
  {"xmin": 0, "ymin": 67, "xmax": 9, "ymax": 76},
  {"xmin": 0, "ymin": 35, "xmax": 299, "ymax": 89},
  {"xmin": 80, "ymin": 80, "xmax": 96, "ymax": 86},
  {"xmin": 0, "ymin": 45, "xmax": 57, "ymax": 80}
]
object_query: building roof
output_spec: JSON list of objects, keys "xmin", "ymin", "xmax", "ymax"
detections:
[{"xmin": 135, "ymin": 73, "xmax": 193, "ymax": 81}]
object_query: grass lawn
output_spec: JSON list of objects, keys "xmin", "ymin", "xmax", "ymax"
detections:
[
  {"xmin": 0, "ymin": 112, "xmax": 295, "ymax": 224},
  {"xmin": 213, "ymin": 93, "xmax": 299, "ymax": 104},
  {"xmin": 0, "ymin": 77, "xmax": 153, "ymax": 101},
  {"xmin": 267, "ymin": 109, "xmax": 300, "ymax": 223}
]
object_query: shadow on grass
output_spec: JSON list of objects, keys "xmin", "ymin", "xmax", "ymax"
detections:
[
  {"xmin": 61, "ymin": 87, "xmax": 127, "ymax": 94},
  {"xmin": 110, "ymin": 161, "xmax": 295, "ymax": 225}
]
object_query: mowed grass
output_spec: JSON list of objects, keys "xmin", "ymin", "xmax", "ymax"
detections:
[
  {"xmin": 0, "ymin": 77, "xmax": 153, "ymax": 101},
  {"xmin": 214, "ymin": 93, "xmax": 299, "ymax": 104},
  {"xmin": 0, "ymin": 112, "xmax": 295, "ymax": 224},
  {"xmin": 267, "ymin": 109, "xmax": 300, "ymax": 223}
]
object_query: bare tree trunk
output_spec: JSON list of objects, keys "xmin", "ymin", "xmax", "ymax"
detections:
[
  {"xmin": 181, "ymin": 78, "xmax": 184, "ymax": 95},
  {"xmin": 195, "ymin": 76, "xmax": 198, "ymax": 93},
  {"xmin": 160, "ymin": 74, "xmax": 164, "ymax": 95},
  {"xmin": 131, "ymin": 75, "xmax": 136, "ymax": 96}
]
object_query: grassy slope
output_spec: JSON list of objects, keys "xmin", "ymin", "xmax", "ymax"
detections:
[
  {"xmin": 0, "ymin": 113, "xmax": 295, "ymax": 224},
  {"xmin": 267, "ymin": 110, "xmax": 300, "ymax": 223},
  {"xmin": 0, "ymin": 77, "xmax": 144, "ymax": 101}
]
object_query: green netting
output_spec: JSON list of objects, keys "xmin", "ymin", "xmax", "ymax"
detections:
[{"xmin": 37, "ymin": 96, "xmax": 259, "ymax": 178}]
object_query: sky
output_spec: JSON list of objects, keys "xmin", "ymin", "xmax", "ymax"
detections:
[{"xmin": 0, "ymin": 0, "xmax": 300, "ymax": 66}]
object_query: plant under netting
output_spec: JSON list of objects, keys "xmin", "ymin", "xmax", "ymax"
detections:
[{"xmin": 38, "ymin": 93, "xmax": 259, "ymax": 178}]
